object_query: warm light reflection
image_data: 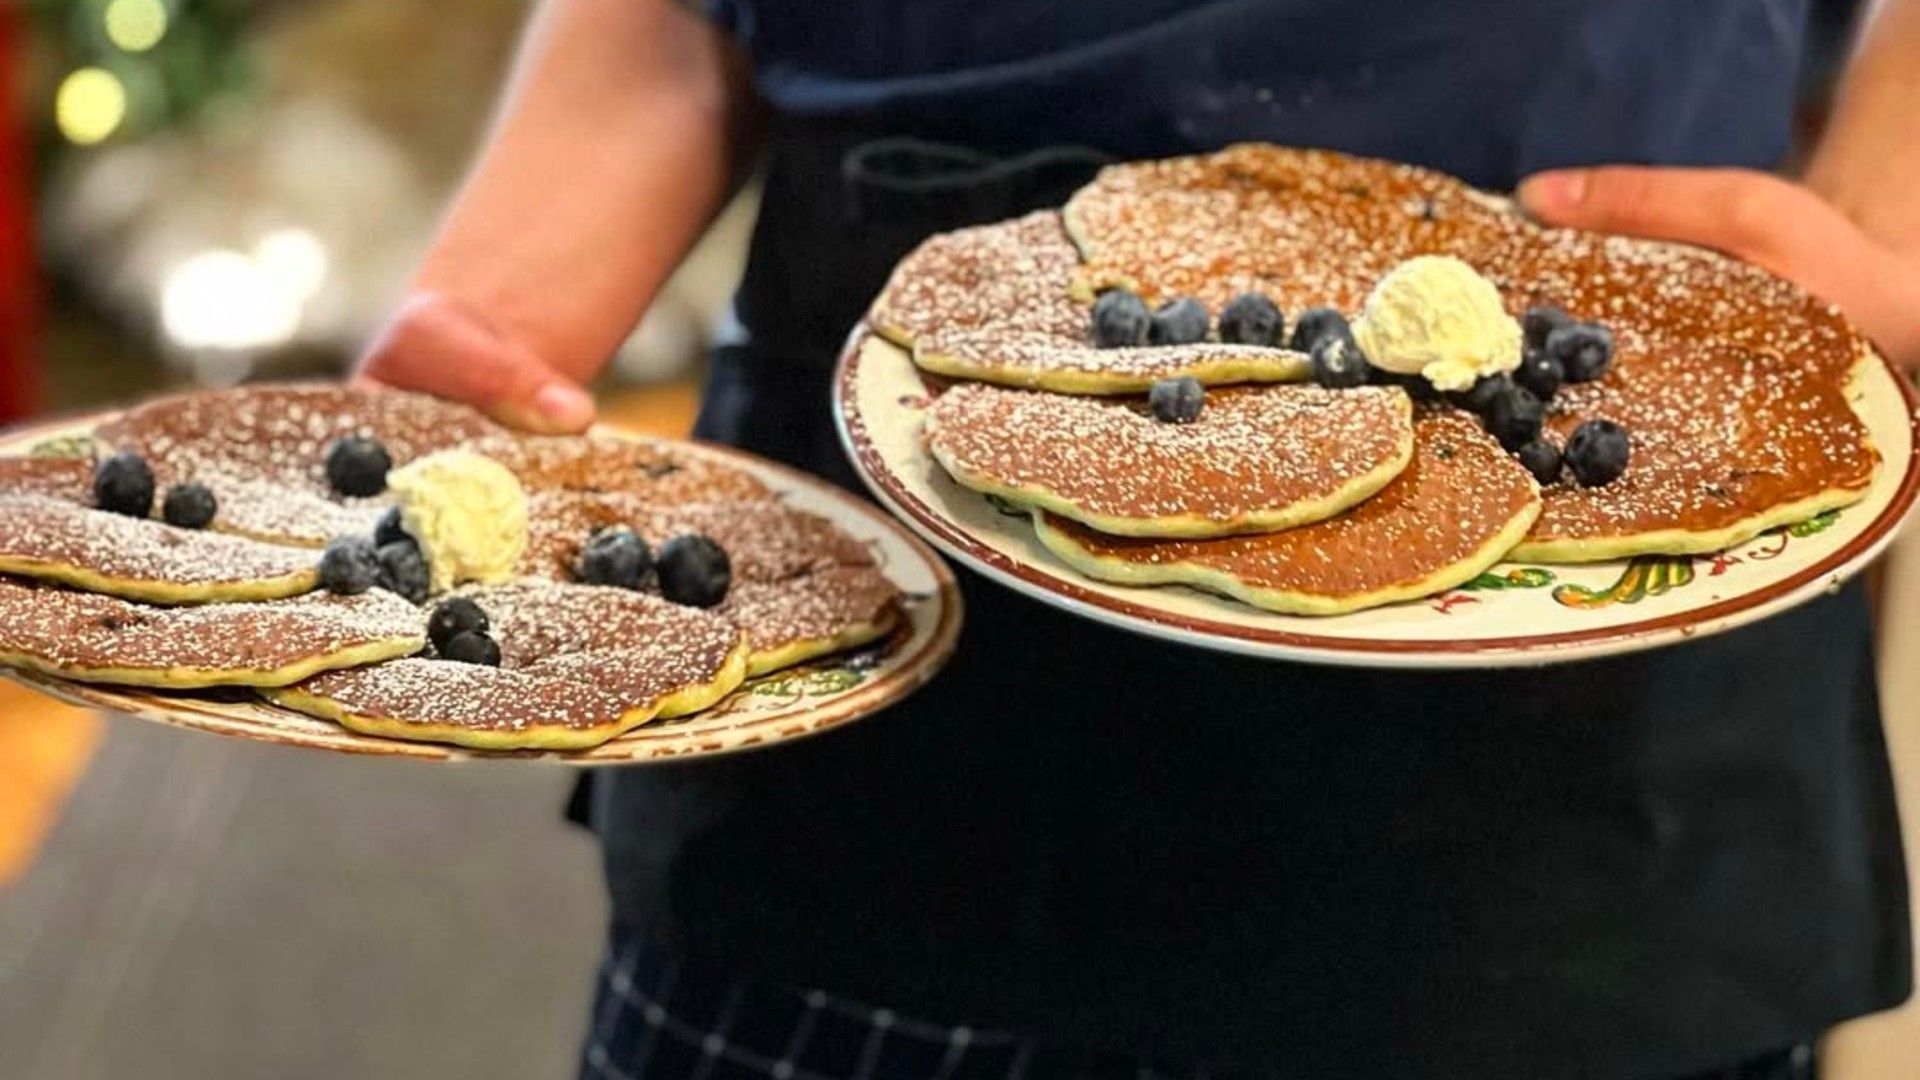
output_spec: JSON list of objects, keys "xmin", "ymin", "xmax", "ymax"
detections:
[
  {"xmin": 161, "ymin": 250, "xmax": 303, "ymax": 351},
  {"xmin": 55, "ymin": 67, "xmax": 127, "ymax": 145},
  {"xmin": 104, "ymin": 0, "xmax": 169, "ymax": 53},
  {"xmin": 254, "ymin": 228, "xmax": 331, "ymax": 302}
]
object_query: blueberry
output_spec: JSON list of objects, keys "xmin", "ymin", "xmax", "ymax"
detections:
[
  {"xmin": 657, "ymin": 534, "xmax": 732, "ymax": 608},
  {"xmin": 1513, "ymin": 349, "xmax": 1565, "ymax": 401},
  {"xmin": 326, "ymin": 436, "xmax": 392, "ymax": 497},
  {"xmin": 1089, "ymin": 289, "xmax": 1151, "ymax": 348},
  {"xmin": 1458, "ymin": 373, "xmax": 1513, "ymax": 415},
  {"xmin": 1565, "ymin": 419, "xmax": 1631, "ymax": 486},
  {"xmin": 1523, "ymin": 306, "xmax": 1574, "ymax": 351},
  {"xmin": 161, "ymin": 482, "xmax": 216, "ymax": 529},
  {"xmin": 1147, "ymin": 376, "xmax": 1205, "ymax": 423},
  {"xmin": 1218, "ymin": 293, "xmax": 1283, "ymax": 346},
  {"xmin": 317, "ymin": 535, "xmax": 380, "ymax": 595},
  {"xmin": 1288, "ymin": 306, "xmax": 1351, "ymax": 354},
  {"xmin": 428, "ymin": 596, "xmax": 490, "ymax": 652},
  {"xmin": 1148, "ymin": 297, "xmax": 1210, "ymax": 346},
  {"xmin": 1486, "ymin": 385, "xmax": 1546, "ymax": 451},
  {"xmin": 1548, "ymin": 323, "xmax": 1615, "ymax": 383},
  {"xmin": 440, "ymin": 630, "xmax": 501, "ymax": 667},
  {"xmin": 1515, "ymin": 439, "xmax": 1564, "ymax": 486},
  {"xmin": 376, "ymin": 539, "xmax": 429, "ymax": 604},
  {"xmin": 1310, "ymin": 334, "xmax": 1370, "ymax": 389},
  {"xmin": 577, "ymin": 527, "xmax": 651, "ymax": 590},
  {"xmin": 93, "ymin": 451, "xmax": 154, "ymax": 518},
  {"xmin": 373, "ymin": 505, "xmax": 410, "ymax": 547}
]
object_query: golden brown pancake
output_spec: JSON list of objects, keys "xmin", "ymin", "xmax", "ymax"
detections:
[
  {"xmin": 0, "ymin": 574, "xmax": 422, "ymax": 687},
  {"xmin": 1033, "ymin": 412, "xmax": 1541, "ymax": 616},
  {"xmin": 92, "ymin": 383, "xmax": 502, "ymax": 546},
  {"xmin": 1056, "ymin": 144, "xmax": 1878, "ymax": 557},
  {"xmin": 0, "ymin": 494, "xmax": 319, "ymax": 603},
  {"xmin": 715, "ymin": 566, "xmax": 902, "ymax": 675},
  {"xmin": 869, "ymin": 210, "xmax": 1307, "ymax": 392},
  {"xmin": 925, "ymin": 382, "xmax": 1413, "ymax": 537}
]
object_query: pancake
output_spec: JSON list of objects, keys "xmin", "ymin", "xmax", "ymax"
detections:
[
  {"xmin": 0, "ymin": 494, "xmax": 318, "ymax": 604},
  {"xmin": 925, "ymin": 382, "xmax": 1413, "ymax": 537},
  {"xmin": 1033, "ymin": 411, "xmax": 1541, "ymax": 616},
  {"xmin": 268, "ymin": 581, "xmax": 750, "ymax": 750},
  {"xmin": 1511, "ymin": 345, "xmax": 1879, "ymax": 562},
  {"xmin": 869, "ymin": 211, "xmax": 1307, "ymax": 393},
  {"xmin": 470, "ymin": 433, "xmax": 769, "ymax": 502},
  {"xmin": 520, "ymin": 492, "xmax": 875, "ymax": 583},
  {"xmin": 267, "ymin": 660, "xmax": 655, "ymax": 752},
  {"xmin": 0, "ymin": 575, "xmax": 422, "ymax": 688},
  {"xmin": 714, "ymin": 566, "xmax": 902, "ymax": 675},
  {"xmin": 1058, "ymin": 143, "xmax": 1878, "ymax": 553},
  {"xmin": 0, "ymin": 454, "xmax": 94, "ymax": 501},
  {"xmin": 92, "ymin": 383, "xmax": 500, "ymax": 546},
  {"xmin": 468, "ymin": 580, "xmax": 748, "ymax": 717}
]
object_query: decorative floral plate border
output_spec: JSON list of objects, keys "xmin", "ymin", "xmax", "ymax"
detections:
[
  {"xmin": 836, "ymin": 330, "xmax": 1920, "ymax": 669},
  {"xmin": 0, "ymin": 410, "xmax": 963, "ymax": 764}
]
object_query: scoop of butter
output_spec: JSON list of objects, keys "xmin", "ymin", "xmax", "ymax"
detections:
[
  {"xmin": 1352, "ymin": 255, "xmax": 1522, "ymax": 392},
  {"xmin": 385, "ymin": 449, "xmax": 528, "ymax": 594}
]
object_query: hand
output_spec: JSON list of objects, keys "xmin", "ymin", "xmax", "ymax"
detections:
[
  {"xmin": 1518, "ymin": 167, "xmax": 1920, "ymax": 369},
  {"xmin": 354, "ymin": 291, "xmax": 598, "ymax": 434}
]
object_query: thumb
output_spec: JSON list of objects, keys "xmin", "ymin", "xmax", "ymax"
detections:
[
  {"xmin": 355, "ymin": 292, "xmax": 597, "ymax": 434},
  {"xmin": 1516, "ymin": 165, "xmax": 1834, "ymax": 273}
]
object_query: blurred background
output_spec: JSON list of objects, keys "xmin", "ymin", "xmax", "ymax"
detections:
[{"xmin": 0, "ymin": 1, "xmax": 1914, "ymax": 1078}]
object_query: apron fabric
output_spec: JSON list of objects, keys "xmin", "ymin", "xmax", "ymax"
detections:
[{"xmin": 585, "ymin": 2, "xmax": 1910, "ymax": 1075}]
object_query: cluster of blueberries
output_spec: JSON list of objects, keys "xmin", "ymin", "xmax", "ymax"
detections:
[
  {"xmin": 314, "ymin": 434, "xmax": 735, "ymax": 617},
  {"xmin": 576, "ymin": 525, "xmax": 732, "ymax": 609},
  {"xmin": 316, "ymin": 436, "xmax": 432, "ymax": 604},
  {"xmin": 1087, "ymin": 288, "xmax": 1632, "ymax": 488},
  {"xmin": 1461, "ymin": 306, "xmax": 1629, "ymax": 488},
  {"xmin": 93, "ymin": 451, "xmax": 218, "ymax": 528},
  {"xmin": 426, "ymin": 595, "xmax": 500, "ymax": 667}
]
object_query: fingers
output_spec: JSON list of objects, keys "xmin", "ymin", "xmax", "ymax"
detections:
[
  {"xmin": 1519, "ymin": 166, "xmax": 1920, "ymax": 368},
  {"xmin": 356, "ymin": 292, "xmax": 597, "ymax": 434}
]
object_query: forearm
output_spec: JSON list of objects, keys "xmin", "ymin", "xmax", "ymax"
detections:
[
  {"xmin": 413, "ymin": 0, "xmax": 755, "ymax": 383},
  {"xmin": 1804, "ymin": 0, "xmax": 1920, "ymax": 251}
]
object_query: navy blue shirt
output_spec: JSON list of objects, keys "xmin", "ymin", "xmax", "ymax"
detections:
[{"xmin": 595, "ymin": 3, "xmax": 1910, "ymax": 1075}]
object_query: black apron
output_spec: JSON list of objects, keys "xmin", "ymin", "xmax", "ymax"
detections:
[{"xmin": 586, "ymin": 128, "xmax": 1910, "ymax": 1078}]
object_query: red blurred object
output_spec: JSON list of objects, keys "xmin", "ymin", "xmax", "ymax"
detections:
[{"xmin": 0, "ymin": 5, "xmax": 40, "ymax": 423}]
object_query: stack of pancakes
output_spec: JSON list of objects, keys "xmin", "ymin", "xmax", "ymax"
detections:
[
  {"xmin": 875, "ymin": 144, "xmax": 1881, "ymax": 615},
  {"xmin": 0, "ymin": 386, "xmax": 902, "ymax": 750}
]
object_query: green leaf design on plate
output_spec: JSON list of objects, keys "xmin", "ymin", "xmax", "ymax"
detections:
[
  {"xmin": 1463, "ymin": 567, "xmax": 1557, "ymax": 591},
  {"xmin": 750, "ymin": 667, "xmax": 866, "ymax": 698},
  {"xmin": 29, "ymin": 434, "xmax": 98, "ymax": 459},
  {"xmin": 1787, "ymin": 509, "xmax": 1840, "ymax": 538},
  {"xmin": 1552, "ymin": 556, "xmax": 1695, "ymax": 609}
]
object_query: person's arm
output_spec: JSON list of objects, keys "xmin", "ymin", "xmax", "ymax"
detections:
[
  {"xmin": 356, "ymin": 0, "xmax": 756, "ymax": 432},
  {"xmin": 1517, "ymin": 0, "xmax": 1920, "ymax": 368}
]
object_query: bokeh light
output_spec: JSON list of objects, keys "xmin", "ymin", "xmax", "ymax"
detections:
[
  {"xmin": 161, "ymin": 249, "xmax": 303, "ymax": 351},
  {"xmin": 104, "ymin": 0, "xmax": 170, "ymax": 54},
  {"xmin": 55, "ymin": 67, "xmax": 128, "ymax": 145}
]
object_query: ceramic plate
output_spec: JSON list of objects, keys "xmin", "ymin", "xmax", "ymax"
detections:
[
  {"xmin": 0, "ymin": 411, "xmax": 961, "ymax": 763},
  {"xmin": 837, "ymin": 330, "xmax": 1919, "ymax": 668}
]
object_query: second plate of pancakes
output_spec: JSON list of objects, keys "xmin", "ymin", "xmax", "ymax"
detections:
[
  {"xmin": 0, "ymin": 403, "xmax": 961, "ymax": 763},
  {"xmin": 841, "ymin": 328, "xmax": 1918, "ymax": 668}
]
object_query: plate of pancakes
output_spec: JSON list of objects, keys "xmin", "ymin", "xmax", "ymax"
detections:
[
  {"xmin": 837, "ymin": 144, "xmax": 1920, "ymax": 668},
  {"xmin": 0, "ymin": 385, "xmax": 959, "ymax": 762}
]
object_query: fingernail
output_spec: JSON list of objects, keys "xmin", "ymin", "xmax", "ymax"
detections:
[
  {"xmin": 532, "ymin": 382, "xmax": 595, "ymax": 430},
  {"xmin": 1519, "ymin": 170, "xmax": 1589, "ymax": 212}
]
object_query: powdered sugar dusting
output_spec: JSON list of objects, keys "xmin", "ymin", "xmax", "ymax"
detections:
[
  {"xmin": 928, "ymin": 383, "xmax": 1410, "ymax": 522},
  {"xmin": 1046, "ymin": 411, "xmax": 1539, "ymax": 596},
  {"xmin": 0, "ymin": 574, "xmax": 420, "ymax": 672},
  {"xmin": 0, "ymin": 494, "xmax": 317, "ymax": 586}
]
